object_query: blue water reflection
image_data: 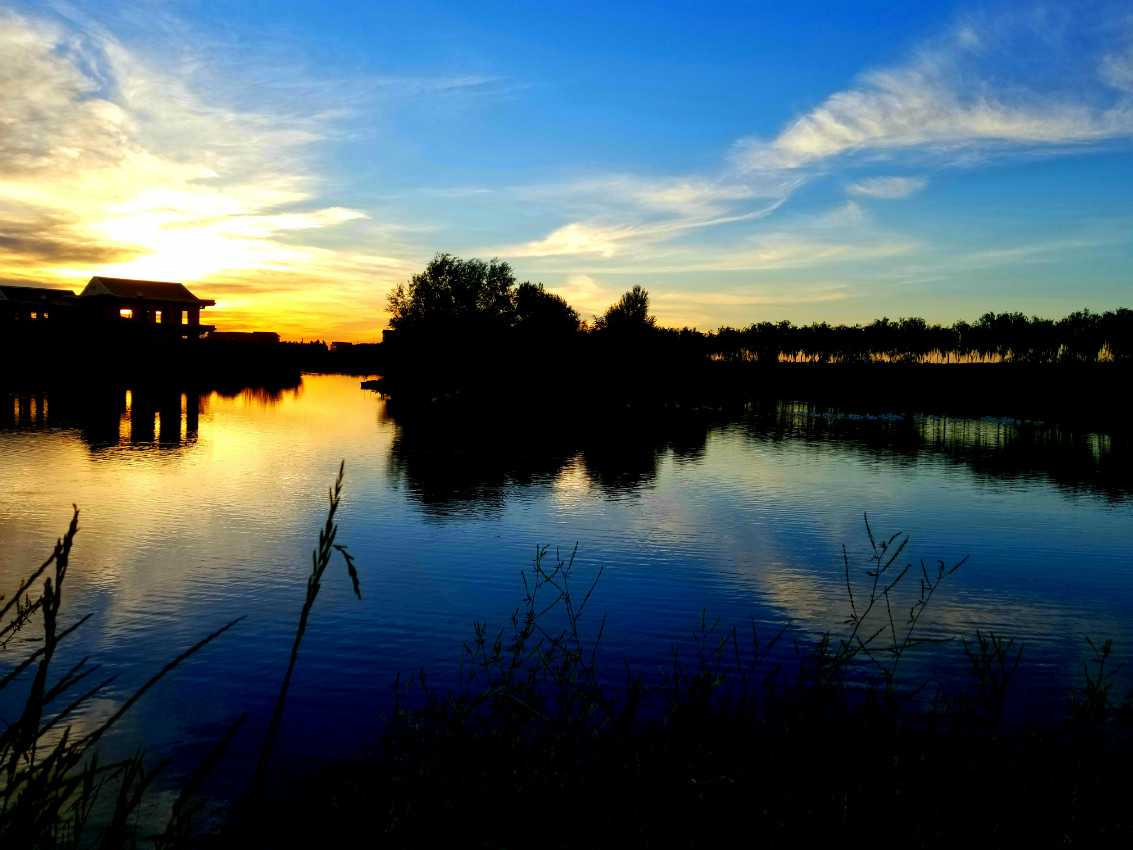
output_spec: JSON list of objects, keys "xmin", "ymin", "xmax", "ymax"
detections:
[{"xmin": 2, "ymin": 374, "xmax": 1131, "ymax": 802}]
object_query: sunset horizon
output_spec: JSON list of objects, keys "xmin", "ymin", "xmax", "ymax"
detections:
[{"xmin": 3, "ymin": 1, "xmax": 1131, "ymax": 341}]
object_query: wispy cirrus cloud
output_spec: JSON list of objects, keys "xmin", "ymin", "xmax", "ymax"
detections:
[
  {"xmin": 1101, "ymin": 47, "xmax": 1133, "ymax": 94},
  {"xmin": 503, "ymin": 6, "xmax": 1133, "ymax": 287},
  {"xmin": 510, "ymin": 198, "xmax": 917, "ymax": 329},
  {"xmin": 506, "ymin": 222, "xmax": 629, "ymax": 259},
  {"xmin": 736, "ymin": 15, "xmax": 1133, "ymax": 172},
  {"xmin": 502, "ymin": 198, "xmax": 787, "ymax": 260},
  {"xmin": 512, "ymin": 172, "xmax": 800, "ymax": 221},
  {"xmin": 740, "ymin": 77, "xmax": 1127, "ymax": 172},
  {"xmin": 370, "ymin": 74, "xmax": 505, "ymax": 98},
  {"xmin": 848, "ymin": 176, "xmax": 929, "ymax": 200},
  {"xmin": 958, "ymin": 238, "xmax": 1104, "ymax": 267},
  {"xmin": 498, "ymin": 175, "xmax": 793, "ymax": 261},
  {"xmin": 555, "ymin": 201, "xmax": 909, "ymax": 272}
]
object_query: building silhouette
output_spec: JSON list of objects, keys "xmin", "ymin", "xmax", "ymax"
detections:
[{"xmin": 1, "ymin": 276, "xmax": 215, "ymax": 340}]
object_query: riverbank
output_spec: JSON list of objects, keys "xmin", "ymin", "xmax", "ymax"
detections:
[
  {"xmin": 743, "ymin": 362, "xmax": 1132, "ymax": 427},
  {"xmin": 5, "ymin": 329, "xmax": 1130, "ymax": 431},
  {"xmin": 371, "ymin": 357, "xmax": 1133, "ymax": 433}
]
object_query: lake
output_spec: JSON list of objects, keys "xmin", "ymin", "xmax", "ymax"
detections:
[{"xmin": 2, "ymin": 372, "xmax": 1132, "ymax": 804}]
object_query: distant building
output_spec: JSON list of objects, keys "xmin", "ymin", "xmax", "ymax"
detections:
[
  {"xmin": 0, "ymin": 275, "xmax": 308, "ymax": 382},
  {"xmin": 78, "ymin": 276, "xmax": 216, "ymax": 338},
  {"xmin": 0, "ymin": 284, "xmax": 78, "ymax": 322},
  {"xmin": 1, "ymin": 276, "xmax": 216, "ymax": 340}
]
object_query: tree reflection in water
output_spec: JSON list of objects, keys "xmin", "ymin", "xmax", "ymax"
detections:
[
  {"xmin": 742, "ymin": 400, "xmax": 1133, "ymax": 502},
  {"xmin": 381, "ymin": 394, "xmax": 1132, "ymax": 519},
  {"xmin": 382, "ymin": 400, "xmax": 715, "ymax": 519}
]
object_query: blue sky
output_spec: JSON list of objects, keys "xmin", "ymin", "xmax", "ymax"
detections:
[{"xmin": 1, "ymin": 0, "xmax": 1131, "ymax": 339}]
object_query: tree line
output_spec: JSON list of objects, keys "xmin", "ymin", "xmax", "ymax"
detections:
[
  {"xmin": 710, "ymin": 309, "xmax": 1133, "ymax": 365},
  {"xmin": 385, "ymin": 253, "xmax": 1132, "ymax": 365}
]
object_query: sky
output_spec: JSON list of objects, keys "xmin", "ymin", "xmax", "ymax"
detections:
[{"xmin": 1, "ymin": 0, "xmax": 1132, "ymax": 341}]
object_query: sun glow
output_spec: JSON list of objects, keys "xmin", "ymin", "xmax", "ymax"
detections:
[
  {"xmin": 96, "ymin": 214, "xmax": 286, "ymax": 282},
  {"xmin": 0, "ymin": 9, "xmax": 393, "ymax": 341}
]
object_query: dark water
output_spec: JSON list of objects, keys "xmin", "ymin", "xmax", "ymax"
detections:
[{"xmin": 2, "ymin": 374, "xmax": 1132, "ymax": 810}]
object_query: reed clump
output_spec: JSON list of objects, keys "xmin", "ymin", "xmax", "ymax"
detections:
[
  {"xmin": 250, "ymin": 521, "xmax": 1133, "ymax": 848},
  {"xmin": 0, "ymin": 508, "xmax": 242, "ymax": 848},
  {"xmin": 0, "ymin": 463, "xmax": 358, "ymax": 848}
]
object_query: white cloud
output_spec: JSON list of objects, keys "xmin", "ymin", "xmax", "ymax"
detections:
[
  {"xmin": 515, "ymin": 173, "xmax": 801, "ymax": 223},
  {"xmin": 506, "ymin": 222, "xmax": 630, "ymax": 258},
  {"xmin": 500, "ymin": 197, "xmax": 789, "ymax": 260},
  {"xmin": 735, "ymin": 22, "xmax": 1133, "ymax": 172},
  {"xmin": 625, "ymin": 176, "xmax": 796, "ymax": 217},
  {"xmin": 507, "ymin": 13, "xmax": 1133, "ymax": 281},
  {"xmin": 848, "ymin": 176, "xmax": 929, "ymax": 199},
  {"xmin": 517, "ymin": 229, "xmax": 916, "ymax": 278}
]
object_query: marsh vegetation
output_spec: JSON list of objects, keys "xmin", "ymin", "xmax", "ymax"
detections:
[{"xmin": 4, "ymin": 468, "xmax": 1132, "ymax": 847}]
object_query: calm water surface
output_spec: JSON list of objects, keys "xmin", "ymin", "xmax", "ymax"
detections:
[{"xmin": 2, "ymin": 374, "xmax": 1131, "ymax": 800}]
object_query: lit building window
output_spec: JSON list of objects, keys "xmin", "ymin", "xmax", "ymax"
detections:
[
  {"xmin": 155, "ymin": 310, "xmax": 163, "ymax": 323},
  {"xmin": 30, "ymin": 312, "xmax": 38, "ymax": 320},
  {"xmin": 120, "ymin": 308, "xmax": 133, "ymax": 319}
]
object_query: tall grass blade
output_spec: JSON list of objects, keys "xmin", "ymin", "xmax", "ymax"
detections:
[{"xmin": 250, "ymin": 461, "xmax": 360, "ymax": 799}]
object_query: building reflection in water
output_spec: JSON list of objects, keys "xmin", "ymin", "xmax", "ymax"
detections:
[
  {"xmin": 2, "ymin": 382, "xmax": 297, "ymax": 455},
  {"xmin": 120, "ymin": 388, "xmax": 200, "ymax": 448},
  {"xmin": 3, "ymin": 386, "xmax": 201, "ymax": 452},
  {"xmin": 10, "ymin": 393, "xmax": 48, "ymax": 428}
]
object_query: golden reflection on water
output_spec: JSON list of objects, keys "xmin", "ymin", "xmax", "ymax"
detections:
[
  {"xmin": 549, "ymin": 458, "xmax": 592, "ymax": 505},
  {"xmin": 0, "ymin": 376, "xmax": 387, "ymax": 609}
]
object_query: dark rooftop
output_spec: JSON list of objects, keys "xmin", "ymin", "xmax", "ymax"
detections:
[
  {"xmin": 0, "ymin": 284, "xmax": 78, "ymax": 303},
  {"xmin": 80, "ymin": 277, "xmax": 216, "ymax": 306}
]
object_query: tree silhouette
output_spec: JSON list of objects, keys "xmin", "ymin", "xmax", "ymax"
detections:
[
  {"xmin": 1101, "ymin": 308, "xmax": 1133, "ymax": 361},
  {"xmin": 595, "ymin": 285, "xmax": 655, "ymax": 333},
  {"xmin": 381, "ymin": 255, "xmax": 1128, "ymax": 378},
  {"xmin": 1058, "ymin": 309, "xmax": 1104, "ymax": 363},
  {"xmin": 387, "ymin": 253, "xmax": 517, "ymax": 334},
  {"xmin": 515, "ymin": 282, "xmax": 581, "ymax": 335}
]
